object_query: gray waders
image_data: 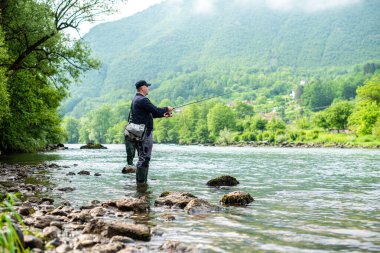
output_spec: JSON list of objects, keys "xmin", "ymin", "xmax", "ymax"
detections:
[
  {"xmin": 125, "ymin": 137, "xmax": 136, "ymax": 165},
  {"xmin": 136, "ymin": 131, "xmax": 153, "ymax": 184}
]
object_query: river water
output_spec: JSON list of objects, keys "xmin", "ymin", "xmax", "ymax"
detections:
[{"xmin": 2, "ymin": 144, "xmax": 380, "ymax": 252}]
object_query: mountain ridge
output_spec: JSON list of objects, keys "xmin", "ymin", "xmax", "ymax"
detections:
[{"xmin": 61, "ymin": 0, "xmax": 380, "ymax": 117}]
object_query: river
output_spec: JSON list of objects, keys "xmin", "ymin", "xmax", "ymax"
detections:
[{"xmin": 1, "ymin": 144, "xmax": 380, "ymax": 252}]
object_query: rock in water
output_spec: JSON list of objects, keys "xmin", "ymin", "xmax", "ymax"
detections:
[
  {"xmin": 116, "ymin": 198, "xmax": 149, "ymax": 212},
  {"xmin": 184, "ymin": 199, "xmax": 221, "ymax": 214},
  {"xmin": 122, "ymin": 166, "xmax": 136, "ymax": 174},
  {"xmin": 78, "ymin": 170, "xmax": 90, "ymax": 175},
  {"xmin": 155, "ymin": 192, "xmax": 197, "ymax": 209},
  {"xmin": 83, "ymin": 220, "xmax": 151, "ymax": 241},
  {"xmin": 206, "ymin": 175, "xmax": 239, "ymax": 187},
  {"xmin": 220, "ymin": 191, "xmax": 254, "ymax": 206},
  {"xmin": 80, "ymin": 143, "xmax": 107, "ymax": 149}
]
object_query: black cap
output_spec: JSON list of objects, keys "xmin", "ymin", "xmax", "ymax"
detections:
[{"xmin": 135, "ymin": 80, "xmax": 151, "ymax": 89}]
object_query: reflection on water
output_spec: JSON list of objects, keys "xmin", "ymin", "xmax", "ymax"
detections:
[{"xmin": 1, "ymin": 144, "xmax": 380, "ymax": 252}]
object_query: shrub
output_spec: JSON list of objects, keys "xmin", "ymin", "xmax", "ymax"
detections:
[{"xmin": 0, "ymin": 194, "xmax": 27, "ymax": 252}]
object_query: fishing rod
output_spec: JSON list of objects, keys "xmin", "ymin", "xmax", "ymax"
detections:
[{"xmin": 174, "ymin": 89, "xmax": 239, "ymax": 110}]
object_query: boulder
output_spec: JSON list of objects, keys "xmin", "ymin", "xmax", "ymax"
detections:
[
  {"xmin": 206, "ymin": 175, "xmax": 239, "ymax": 187},
  {"xmin": 57, "ymin": 187, "xmax": 75, "ymax": 192},
  {"xmin": 42, "ymin": 226, "xmax": 60, "ymax": 240},
  {"xmin": 55, "ymin": 243, "xmax": 72, "ymax": 253},
  {"xmin": 160, "ymin": 240, "xmax": 194, "ymax": 253},
  {"xmin": 66, "ymin": 172, "xmax": 76, "ymax": 176},
  {"xmin": 83, "ymin": 220, "xmax": 151, "ymax": 241},
  {"xmin": 94, "ymin": 173, "xmax": 101, "ymax": 176},
  {"xmin": 122, "ymin": 166, "xmax": 136, "ymax": 174},
  {"xmin": 184, "ymin": 199, "xmax": 220, "ymax": 214},
  {"xmin": 18, "ymin": 205, "xmax": 34, "ymax": 216},
  {"xmin": 154, "ymin": 192, "xmax": 197, "ymax": 209},
  {"xmin": 78, "ymin": 170, "xmax": 90, "ymax": 175},
  {"xmin": 68, "ymin": 209, "xmax": 92, "ymax": 223},
  {"xmin": 90, "ymin": 242, "xmax": 125, "ymax": 253},
  {"xmin": 220, "ymin": 191, "xmax": 254, "ymax": 206},
  {"xmin": 30, "ymin": 215, "xmax": 62, "ymax": 229},
  {"xmin": 24, "ymin": 235, "xmax": 44, "ymax": 250},
  {"xmin": 110, "ymin": 236, "xmax": 134, "ymax": 244},
  {"xmin": 116, "ymin": 198, "xmax": 149, "ymax": 213},
  {"xmin": 74, "ymin": 234, "xmax": 102, "ymax": 249},
  {"xmin": 160, "ymin": 213, "xmax": 175, "ymax": 221},
  {"xmin": 106, "ymin": 222, "xmax": 151, "ymax": 241},
  {"xmin": 90, "ymin": 207, "xmax": 106, "ymax": 217},
  {"xmin": 80, "ymin": 143, "xmax": 107, "ymax": 149}
]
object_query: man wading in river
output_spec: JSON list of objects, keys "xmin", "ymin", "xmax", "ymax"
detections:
[{"xmin": 129, "ymin": 80, "xmax": 173, "ymax": 185}]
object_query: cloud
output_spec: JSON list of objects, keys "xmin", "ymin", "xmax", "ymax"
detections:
[
  {"xmin": 193, "ymin": 0, "xmax": 216, "ymax": 14},
  {"xmin": 265, "ymin": 0, "xmax": 362, "ymax": 12}
]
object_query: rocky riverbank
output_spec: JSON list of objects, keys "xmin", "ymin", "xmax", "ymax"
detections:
[
  {"xmin": 197, "ymin": 141, "xmax": 380, "ymax": 149},
  {"xmin": 0, "ymin": 163, "xmax": 253, "ymax": 252}
]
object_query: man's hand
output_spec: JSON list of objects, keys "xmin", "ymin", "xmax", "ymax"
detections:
[
  {"xmin": 164, "ymin": 112, "xmax": 173, "ymax": 117},
  {"xmin": 167, "ymin": 106, "xmax": 174, "ymax": 112}
]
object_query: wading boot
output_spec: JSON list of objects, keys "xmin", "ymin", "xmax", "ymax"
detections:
[{"xmin": 136, "ymin": 166, "xmax": 149, "ymax": 184}]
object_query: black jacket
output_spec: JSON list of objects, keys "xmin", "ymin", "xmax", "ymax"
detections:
[{"xmin": 130, "ymin": 93, "xmax": 168, "ymax": 132}]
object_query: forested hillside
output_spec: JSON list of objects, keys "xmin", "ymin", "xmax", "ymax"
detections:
[{"xmin": 61, "ymin": 0, "xmax": 380, "ymax": 117}]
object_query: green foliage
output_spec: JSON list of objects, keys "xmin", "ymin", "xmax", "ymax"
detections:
[
  {"xmin": 267, "ymin": 118, "xmax": 286, "ymax": 132},
  {"xmin": 323, "ymin": 100, "xmax": 354, "ymax": 131},
  {"xmin": 349, "ymin": 75, "xmax": 380, "ymax": 135},
  {"xmin": 301, "ymin": 79, "xmax": 335, "ymax": 111},
  {"xmin": 252, "ymin": 117, "xmax": 268, "ymax": 132},
  {"xmin": 62, "ymin": 117, "xmax": 80, "ymax": 143},
  {"xmin": 0, "ymin": 194, "xmax": 27, "ymax": 253},
  {"xmin": 207, "ymin": 103, "xmax": 237, "ymax": 137},
  {"xmin": 0, "ymin": 0, "xmax": 111, "ymax": 152}
]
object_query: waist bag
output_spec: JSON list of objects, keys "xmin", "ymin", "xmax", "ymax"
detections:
[
  {"xmin": 124, "ymin": 122, "xmax": 145, "ymax": 140},
  {"xmin": 124, "ymin": 99, "xmax": 146, "ymax": 141}
]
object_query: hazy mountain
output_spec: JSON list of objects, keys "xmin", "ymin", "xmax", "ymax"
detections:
[{"xmin": 61, "ymin": 0, "xmax": 380, "ymax": 117}]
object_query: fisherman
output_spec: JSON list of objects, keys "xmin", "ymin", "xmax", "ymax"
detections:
[{"xmin": 129, "ymin": 80, "xmax": 173, "ymax": 184}]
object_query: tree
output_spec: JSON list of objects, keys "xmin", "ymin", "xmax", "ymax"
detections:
[
  {"xmin": 349, "ymin": 75, "xmax": 380, "ymax": 135},
  {"xmin": 267, "ymin": 118, "xmax": 286, "ymax": 132},
  {"xmin": 0, "ymin": 28, "xmax": 9, "ymax": 125},
  {"xmin": 233, "ymin": 101, "xmax": 254, "ymax": 118},
  {"xmin": 62, "ymin": 117, "xmax": 80, "ymax": 143},
  {"xmin": 324, "ymin": 100, "xmax": 354, "ymax": 132},
  {"xmin": 301, "ymin": 79, "xmax": 335, "ymax": 111},
  {"xmin": 0, "ymin": 0, "xmax": 126, "ymax": 152},
  {"xmin": 207, "ymin": 103, "xmax": 237, "ymax": 137},
  {"xmin": 252, "ymin": 117, "xmax": 268, "ymax": 132}
]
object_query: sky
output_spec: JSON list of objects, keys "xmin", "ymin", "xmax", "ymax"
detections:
[{"xmin": 79, "ymin": 0, "xmax": 165, "ymax": 36}]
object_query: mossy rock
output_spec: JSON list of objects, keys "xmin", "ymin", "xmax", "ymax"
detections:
[
  {"xmin": 220, "ymin": 191, "xmax": 254, "ymax": 206},
  {"xmin": 207, "ymin": 175, "xmax": 239, "ymax": 187},
  {"xmin": 80, "ymin": 143, "xmax": 107, "ymax": 149}
]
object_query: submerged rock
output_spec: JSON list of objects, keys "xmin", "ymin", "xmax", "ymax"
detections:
[
  {"xmin": 206, "ymin": 175, "xmax": 239, "ymax": 187},
  {"xmin": 160, "ymin": 213, "xmax": 175, "ymax": 221},
  {"xmin": 80, "ymin": 143, "xmax": 107, "ymax": 149},
  {"xmin": 220, "ymin": 191, "xmax": 254, "ymax": 206},
  {"xmin": 57, "ymin": 186, "xmax": 75, "ymax": 192},
  {"xmin": 155, "ymin": 192, "xmax": 197, "ymax": 209},
  {"xmin": 160, "ymin": 240, "xmax": 194, "ymax": 253},
  {"xmin": 78, "ymin": 170, "xmax": 90, "ymax": 175},
  {"xmin": 184, "ymin": 199, "xmax": 221, "ymax": 214}
]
